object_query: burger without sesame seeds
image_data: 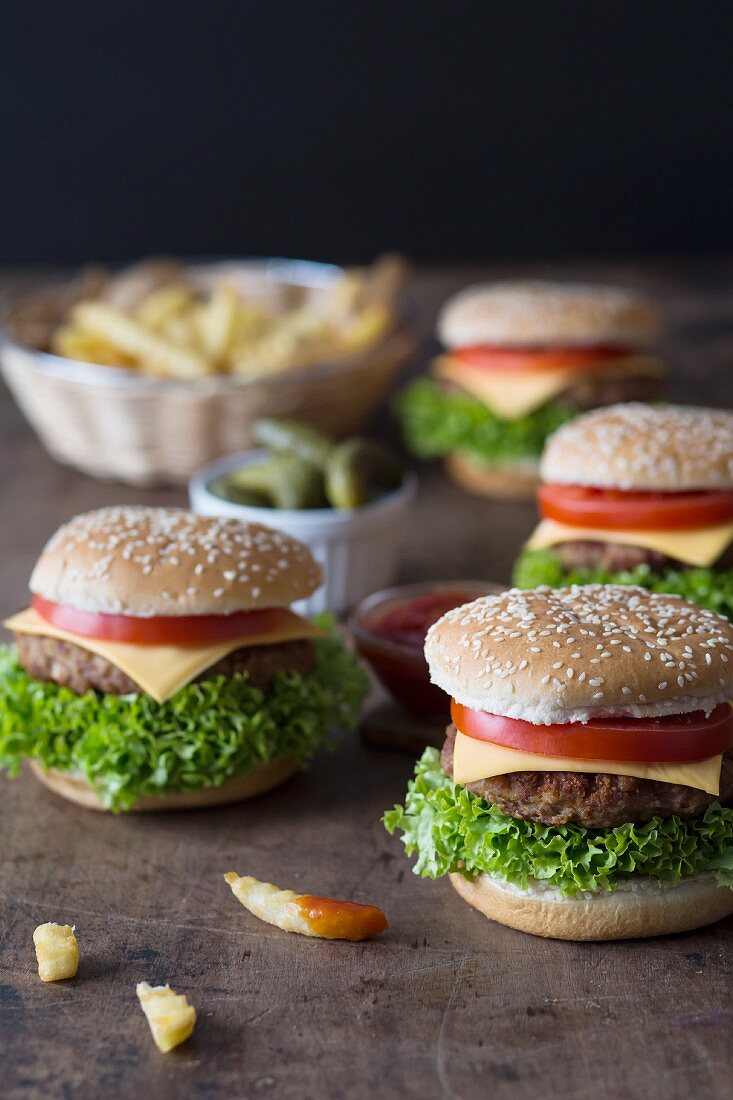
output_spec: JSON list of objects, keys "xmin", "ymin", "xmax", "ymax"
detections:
[
  {"xmin": 514, "ymin": 404, "xmax": 733, "ymax": 620},
  {"xmin": 385, "ymin": 585, "xmax": 733, "ymax": 940},
  {"xmin": 0, "ymin": 507, "xmax": 369, "ymax": 811},
  {"xmin": 397, "ymin": 281, "xmax": 663, "ymax": 499}
]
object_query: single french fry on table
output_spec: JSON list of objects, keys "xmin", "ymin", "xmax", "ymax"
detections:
[
  {"xmin": 33, "ymin": 923, "xmax": 79, "ymax": 982},
  {"xmin": 136, "ymin": 982, "xmax": 196, "ymax": 1053},
  {"xmin": 224, "ymin": 873, "xmax": 388, "ymax": 941}
]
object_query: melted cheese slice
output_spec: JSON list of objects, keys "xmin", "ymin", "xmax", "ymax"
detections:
[
  {"xmin": 527, "ymin": 517, "xmax": 733, "ymax": 568},
  {"xmin": 453, "ymin": 730, "xmax": 722, "ymax": 794},
  {"xmin": 434, "ymin": 355, "xmax": 664, "ymax": 420},
  {"xmin": 5, "ymin": 607, "xmax": 322, "ymax": 703}
]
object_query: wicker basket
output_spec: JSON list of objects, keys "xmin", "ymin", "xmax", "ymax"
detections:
[{"xmin": 0, "ymin": 260, "xmax": 414, "ymax": 486}]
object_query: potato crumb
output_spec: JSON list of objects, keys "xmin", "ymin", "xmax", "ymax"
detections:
[
  {"xmin": 33, "ymin": 923, "xmax": 79, "ymax": 982},
  {"xmin": 136, "ymin": 982, "xmax": 196, "ymax": 1053}
]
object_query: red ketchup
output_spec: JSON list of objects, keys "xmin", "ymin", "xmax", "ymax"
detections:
[
  {"xmin": 354, "ymin": 588, "xmax": 479, "ymax": 719},
  {"xmin": 369, "ymin": 591, "xmax": 472, "ymax": 648}
]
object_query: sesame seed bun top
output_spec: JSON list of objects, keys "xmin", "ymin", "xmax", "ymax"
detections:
[
  {"xmin": 540, "ymin": 403, "xmax": 733, "ymax": 490},
  {"xmin": 438, "ymin": 280, "xmax": 659, "ymax": 349},
  {"xmin": 29, "ymin": 507, "xmax": 322, "ymax": 617},
  {"xmin": 425, "ymin": 585, "xmax": 733, "ymax": 725}
]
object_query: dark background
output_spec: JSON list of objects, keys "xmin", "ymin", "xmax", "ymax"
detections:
[{"xmin": 1, "ymin": 1, "xmax": 732, "ymax": 265}]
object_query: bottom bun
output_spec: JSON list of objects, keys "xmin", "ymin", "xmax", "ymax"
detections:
[
  {"xmin": 30, "ymin": 757, "xmax": 297, "ymax": 813},
  {"xmin": 449, "ymin": 871, "xmax": 733, "ymax": 941},
  {"xmin": 445, "ymin": 451, "xmax": 539, "ymax": 500}
]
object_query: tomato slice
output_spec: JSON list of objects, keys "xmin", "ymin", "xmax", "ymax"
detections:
[
  {"xmin": 452, "ymin": 345, "xmax": 628, "ymax": 373},
  {"xmin": 451, "ymin": 700, "xmax": 733, "ymax": 763},
  {"xmin": 32, "ymin": 595, "xmax": 289, "ymax": 647},
  {"xmin": 539, "ymin": 483, "xmax": 733, "ymax": 532}
]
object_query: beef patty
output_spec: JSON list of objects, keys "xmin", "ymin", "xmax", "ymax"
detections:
[
  {"xmin": 557, "ymin": 370, "xmax": 663, "ymax": 411},
  {"xmin": 15, "ymin": 633, "xmax": 316, "ymax": 697},
  {"xmin": 441, "ymin": 724, "xmax": 733, "ymax": 828},
  {"xmin": 552, "ymin": 539, "xmax": 733, "ymax": 575},
  {"xmin": 440, "ymin": 370, "xmax": 663, "ymax": 416},
  {"xmin": 553, "ymin": 540, "xmax": 672, "ymax": 574}
]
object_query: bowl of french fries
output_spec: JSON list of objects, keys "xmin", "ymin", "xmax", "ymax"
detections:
[{"xmin": 0, "ymin": 255, "xmax": 412, "ymax": 485}]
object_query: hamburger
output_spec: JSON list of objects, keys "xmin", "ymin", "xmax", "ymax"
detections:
[
  {"xmin": 0, "ymin": 507, "xmax": 368, "ymax": 811},
  {"xmin": 397, "ymin": 281, "xmax": 663, "ymax": 499},
  {"xmin": 385, "ymin": 585, "xmax": 733, "ymax": 940},
  {"xmin": 514, "ymin": 404, "xmax": 733, "ymax": 621}
]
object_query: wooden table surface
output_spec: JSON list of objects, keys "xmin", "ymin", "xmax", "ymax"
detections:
[{"xmin": 1, "ymin": 259, "xmax": 732, "ymax": 1100}]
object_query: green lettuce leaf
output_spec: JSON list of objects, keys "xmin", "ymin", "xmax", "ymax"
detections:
[
  {"xmin": 512, "ymin": 547, "xmax": 733, "ymax": 621},
  {"xmin": 384, "ymin": 748, "xmax": 733, "ymax": 896},
  {"xmin": 0, "ymin": 636, "xmax": 369, "ymax": 812},
  {"xmin": 395, "ymin": 378, "xmax": 574, "ymax": 464}
]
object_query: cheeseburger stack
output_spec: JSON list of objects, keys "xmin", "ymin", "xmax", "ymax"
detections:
[
  {"xmin": 386, "ymin": 586, "xmax": 733, "ymax": 940},
  {"xmin": 398, "ymin": 281, "xmax": 662, "ymax": 499},
  {"xmin": 514, "ymin": 404, "xmax": 733, "ymax": 621},
  {"xmin": 0, "ymin": 507, "xmax": 368, "ymax": 811}
]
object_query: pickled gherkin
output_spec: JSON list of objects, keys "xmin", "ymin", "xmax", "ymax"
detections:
[
  {"xmin": 325, "ymin": 438, "xmax": 404, "ymax": 509},
  {"xmin": 208, "ymin": 418, "xmax": 405, "ymax": 511},
  {"xmin": 252, "ymin": 418, "xmax": 333, "ymax": 470},
  {"xmin": 226, "ymin": 455, "xmax": 326, "ymax": 510}
]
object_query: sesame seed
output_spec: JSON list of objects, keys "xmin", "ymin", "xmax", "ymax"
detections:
[
  {"xmin": 35, "ymin": 506, "xmax": 320, "ymax": 616},
  {"xmin": 423, "ymin": 583, "xmax": 733, "ymax": 719},
  {"xmin": 542, "ymin": 404, "xmax": 733, "ymax": 493}
]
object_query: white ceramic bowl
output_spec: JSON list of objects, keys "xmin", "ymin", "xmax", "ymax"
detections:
[{"xmin": 189, "ymin": 450, "xmax": 417, "ymax": 616}]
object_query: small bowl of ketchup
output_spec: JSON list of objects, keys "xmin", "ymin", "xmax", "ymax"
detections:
[{"xmin": 350, "ymin": 581, "xmax": 504, "ymax": 720}]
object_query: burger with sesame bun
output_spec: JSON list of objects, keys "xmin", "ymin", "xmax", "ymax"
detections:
[
  {"xmin": 0, "ymin": 507, "xmax": 369, "ymax": 812},
  {"xmin": 397, "ymin": 281, "xmax": 663, "ymax": 500},
  {"xmin": 385, "ymin": 586, "xmax": 733, "ymax": 940},
  {"xmin": 514, "ymin": 404, "xmax": 733, "ymax": 621}
]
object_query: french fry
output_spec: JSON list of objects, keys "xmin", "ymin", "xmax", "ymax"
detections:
[
  {"xmin": 136, "ymin": 982, "xmax": 196, "ymax": 1053},
  {"xmin": 223, "ymin": 873, "xmax": 388, "ymax": 941},
  {"xmin": 321, "ymin": 270, "xmax": 364, "ymax": 316},
  {"xmin": 136, "ymin": 285, "xmax": 194, "ymax": 330},
  {"xmin": 230, "ymin": 309, "xmax": 332, "ymax": 377},
  {"xmin": 230, "ymin": 300, "xmax": 270, "ymax": 345},
  {"xmin": 359, "ymin": 252, "xmax": 408, "ymax": 311},
  {"xmin": 101, "ymin": 258, "xmax": 186, "ymax": 311},
  {"xmin": 160, "ymin": 313, "xmax": 200, "ymax": 350},
  {"xmin": 72, "ymin": 302, "xmax": 213, "ymax": 379},
  {"xmin": 52, "ymin": 325, "xmax": 137, "ymax": 367},
  {"xmin": 338, "ymin": 304, "xmax": 391, "ymax": 349},
  {"xmin": 48, "ymin": 256, "xmax": 400, "ymax": 377},
  {"xmin": 195, "ymin": 284, "xmax": 239, "ymax": 362},
  {"xmin": 33, "ymin": 923, "xmax": 79, "ymax": 981}
]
